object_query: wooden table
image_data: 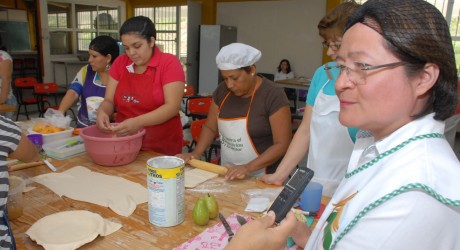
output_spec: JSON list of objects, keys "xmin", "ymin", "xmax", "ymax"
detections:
[
  {"xmin": 0, "ymin": 104, "xmax": 17, "ymax": 113},
  {"xmin": 9, "ymin": 151, "xmax": 281, "ymax": 249},
  {"xmin": 275, "ymin": 77, "xmax": 311, "ymax": 91}
]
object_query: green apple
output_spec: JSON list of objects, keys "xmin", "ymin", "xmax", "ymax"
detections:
[
  {"xmin": 203, "ymin": 193, "xmax": 219, "ymax": 219},
  {"xmin": 192, "ymin": 198, "xmax": 209, "ymax": 226}
]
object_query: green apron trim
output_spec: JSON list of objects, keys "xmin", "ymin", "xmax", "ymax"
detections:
[
  {"xmin": 331, "ymin": 183, "xmax": 460, "ymax": 249},
  {"xmin": 345, "ymin": 133, "xmax": 444, "ymax": 178}
]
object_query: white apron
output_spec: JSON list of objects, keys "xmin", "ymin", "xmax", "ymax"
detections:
[
  {"xmin": 218, "ymin": 87, "xmax": 263, "ymax": 177},
  {"xmin": 308, "ymin": 80, "xmax": 354, "ymax": 197},
  {"xmin": 307, "ymin": 115, "xmax": 460, "ymax": 249}
]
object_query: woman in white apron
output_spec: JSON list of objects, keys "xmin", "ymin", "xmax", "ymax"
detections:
[
  {"xmin": 260, "ymin": 2, "xmax": 359, "ymax": 197},
  {"xmin": 226, "ymin": 1, "xmax": 460, "ymax": 249},
  {"xmin": 178, "ymin": 43, "xmax": 292, "ymax": 180}
]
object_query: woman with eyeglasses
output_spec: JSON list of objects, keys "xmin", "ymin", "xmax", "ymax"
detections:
[
  {"xmin": 227, "ymin": 0, "xmax": 460, "ymax": 249},
  {"xmin": 260, "ymin": 2, "xmax": 360, "ymax": 197}
]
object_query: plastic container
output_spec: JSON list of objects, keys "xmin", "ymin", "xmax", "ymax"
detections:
[
  {"xmin": 27, "ymin": 133, "xmax": 44, "ymax": 153},
  {"xmin": 80, "ymin": 124, "xmax": 145, "ymax": 166},
  {"xmin": 7, "ymin": 176, "xmax": 25, "ymax": 220},
  {"xmin": 28, "ymin": 128, "xmax": 74, "ymax": 145},
  {"xmin": 43, "ymin": 136, "xmax": 86, "ymax": 160}
]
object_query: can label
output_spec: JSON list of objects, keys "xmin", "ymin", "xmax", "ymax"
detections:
[{"xmin": 146, "ymin": 156, "xmax": 185, "ymax": 227}]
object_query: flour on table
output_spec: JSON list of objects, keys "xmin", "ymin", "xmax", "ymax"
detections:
[
  {"xmin": 32, "ymin": 166, "xmax": 148, "ymax": 217},
  {"xmin": 185, "ymin": 168, "xmax": 218, "ymax": 188},
  {"xmin": 26, "ymin": 210, "xmax": 121, "ymax": 250}
]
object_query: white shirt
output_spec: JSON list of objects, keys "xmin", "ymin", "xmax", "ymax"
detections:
[
  {"xmin": 274, "ymin": 71, "xmax": 295, "ymax": 81},
  {"xmin": 307, "ymin": 113, "xmax": 460, "ymax": 250}
]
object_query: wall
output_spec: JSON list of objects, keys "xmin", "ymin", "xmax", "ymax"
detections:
[{"xmin": 217, "ymin": 0, "xmax": 326, "ymax": 78}]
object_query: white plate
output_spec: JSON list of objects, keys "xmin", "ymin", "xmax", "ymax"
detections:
[{"xmin": 26, "ymin": 210, "xmax": 121, "ymax": 250}]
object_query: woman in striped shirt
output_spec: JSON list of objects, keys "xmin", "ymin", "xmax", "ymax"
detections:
[{"xmin": 0, "ymin": 116, "xmax": 39, "ymax": 249}]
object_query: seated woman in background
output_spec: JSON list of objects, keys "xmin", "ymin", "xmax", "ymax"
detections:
[
  {"xmin": 58, "ymin": 35, "xmax": 119, "ymax": 128},
  {"xmin": 274, "ymin": 59, "xmax": 295, "ymax": 81},
  {"xmin": 228, "ymin": 0, "xmax": 460, "ymax": 249},
  {"xmin": 178, "ymin": 43, "xmax": 292, "ymax": 180}
]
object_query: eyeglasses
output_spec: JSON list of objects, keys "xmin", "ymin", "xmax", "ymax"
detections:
[
  {"xmin": 322, "ymin": 41, "xmax": 341, "ymax": 51},
  {"xmin": 325, "ymin": 61, "xmax": 408, "ymax": 85}
]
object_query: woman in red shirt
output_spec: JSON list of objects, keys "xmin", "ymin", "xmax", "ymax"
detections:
[{"xmin": 96, "ymin": 16, "xmax": 185, "ymax": 155}]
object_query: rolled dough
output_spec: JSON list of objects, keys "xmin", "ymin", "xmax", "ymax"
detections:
[
  {"xmin": 32, "ymin": 166, "xmax": 148, "ymax": 217},
  {"xmin": 185, "ymin": 168, "xmax": 218, "ymax": 188}
]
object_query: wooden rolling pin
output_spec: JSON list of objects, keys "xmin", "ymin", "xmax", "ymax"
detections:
[
  {"xmin": 187, "ymin": 159, "xmax": 245, "ymax": 179},
  {"xmin": 8, "ymin": 158, "xmax": 52, "ymax": 172}
]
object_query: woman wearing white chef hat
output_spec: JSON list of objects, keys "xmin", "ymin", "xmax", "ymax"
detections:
[{"xmin": 179, "ymin": 43, "xmax": 292, "ymax": 180}]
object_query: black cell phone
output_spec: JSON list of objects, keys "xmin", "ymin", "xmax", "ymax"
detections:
[{"xmin": 268, "ymin": 168, "xmax": 314, "ymax": 224}]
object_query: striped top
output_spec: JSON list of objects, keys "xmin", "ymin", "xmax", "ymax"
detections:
[{"xmin": 0, "ymin": 115, "xmax": 21, "ymax": 249}]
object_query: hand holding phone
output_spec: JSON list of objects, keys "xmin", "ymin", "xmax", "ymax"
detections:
[{"xmin": 268, "ymin": 168, "xmax": 314, "ymax": 224}]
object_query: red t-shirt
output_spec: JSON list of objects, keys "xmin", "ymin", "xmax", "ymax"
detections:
[
  {"xmin": 109, "ymin": 46, "xmax": 185, "ymax": 155},
  {"xmin": 110, "ymin": 46, "xmax": 185, "ymax": 85}
]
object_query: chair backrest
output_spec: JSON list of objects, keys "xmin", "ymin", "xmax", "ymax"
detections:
[
  {"xmin": 184, "ymin": 84, "xmax": 195, "ymax": 97},
  {"xmin": 187, "ymin": 97, "xmax": 212, "ymax": 115},
  {"xmin": 14, "ymin": 77, "xmax": 38, "ymax": 104},
  {"xmin": 14, "ymin": 77, "xmax": 38, "ymax": 88},
  {"xmin": 34, "ymin": 82, "xmax": 59, "ymax": 94},
  {"xmin": 190, "ymin": 119, "xmax": 207, "ymax": 143}
]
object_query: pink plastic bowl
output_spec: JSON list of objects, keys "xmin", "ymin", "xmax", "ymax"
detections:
[{"xmin": 80, "ymin": 125, "xmax": 146, "ymax": 166}]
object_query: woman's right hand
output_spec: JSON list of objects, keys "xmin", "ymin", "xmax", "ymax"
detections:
[{"xmin": 96, "ymin": 110, "xmax": 112, "ymax": 132}]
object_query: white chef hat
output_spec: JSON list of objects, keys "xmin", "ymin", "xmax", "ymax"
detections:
[{"xmin": 216, "ymin": 43, "xmax": 262, "ymax": 70}]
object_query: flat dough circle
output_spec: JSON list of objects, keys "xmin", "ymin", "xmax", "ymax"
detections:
[{"xmin": 26, "ymin": 210, "xmax": 121, "ymax": 250}]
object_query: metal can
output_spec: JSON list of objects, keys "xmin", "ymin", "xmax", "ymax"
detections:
[{"xmin": 146, "ymin": 156, "xmax": 185, "ymax": 227}]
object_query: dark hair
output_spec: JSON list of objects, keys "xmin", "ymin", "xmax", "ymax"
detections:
[
  {"xmin": 277, "ymin": 59, "xmax": 292, "ymax": 73},
  {"xmin": 120, "ymin": 16, "xmax": 157, "ymax": 41},
  {"xmin": 89, "ymin": 35, "xmax": 119, "ymax": 64},
  {"xmin": 318, "ymin": 2, "xmax": 360, "ymax": 41},
  {"xmin": 345, "ymin": 0, "xmax": 458, "ymax": 120}
]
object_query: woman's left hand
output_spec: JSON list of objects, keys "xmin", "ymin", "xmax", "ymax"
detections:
[
  {"xmin": 111, "ymin": 118, "xmax": 142, "ymax": 136},
  {"xmin": 225, "ymin": 164, "xmax": 250, "ymax": 180}
]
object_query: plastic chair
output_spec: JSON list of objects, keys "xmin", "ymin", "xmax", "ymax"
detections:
[
  {"xmin": 181, "ymin": 84, "xmax": 196, "ymax": 115},
  {"xmin": 186, "ymin": 97, "xmax": 213, "ymax": 120},
  {"xmin": 189, "ymin": 119, "xmax": 220, "ymax": 163},
  {"xmin": 184, "ymin": 84, "xmax": 195, "ymax": 97},
  {"xmin": 34, "ymin": 82, "xmax": 58, "ymax": 117},
  {"xmin": 14, "ymin": 77, "xmax": 40, "ymax": 120}
]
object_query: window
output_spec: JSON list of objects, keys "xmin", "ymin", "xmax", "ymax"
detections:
[
  {"xmin": 134, "ymin": 6, "xmax": 188, "ymax": 58},
  {"xmin": 350, "ymin": 0, "xmax": 460, "ymax": 73},
  {"xmin": 47, "ymin": 1, "xmax": 120, "ymax": 55}
]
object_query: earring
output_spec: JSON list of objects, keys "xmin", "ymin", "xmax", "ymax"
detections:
[{"xmin": 106, "ymin": 64, "xmax": 111, "ymax": 71}]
